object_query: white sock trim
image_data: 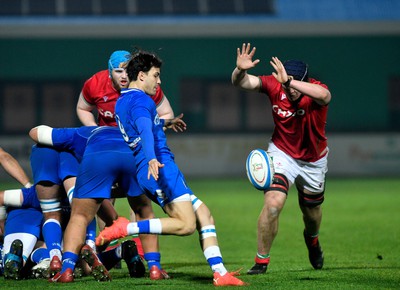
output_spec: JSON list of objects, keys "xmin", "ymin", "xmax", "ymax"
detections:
[
  {"xmin": 200, "ymin": 225, "xmax": 217, "ymax": 240},
  {"xmin": 203, "ymin": 245, "xmax": 222, "ymax": 259},
  {"xmin": 149, "ymin": 219, "xmax": 163, "ymax": 234}
]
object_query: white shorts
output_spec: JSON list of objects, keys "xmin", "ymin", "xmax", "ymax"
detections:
[
  {"xmin": 267, "ymin": 142, "xmax": 328, "ymax": 193},
  {"xmin": 3, "ymin": 233, "xmax": 37, "ymax": 263}
]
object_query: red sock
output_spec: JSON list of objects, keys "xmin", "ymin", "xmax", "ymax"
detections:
[
  {"xmin": 132, "ymin": 236, "xmax": 144, "ymax": 257},
  {"xmin": 255, "ymin": 256, "xmax": 270, "ymax": 265}
]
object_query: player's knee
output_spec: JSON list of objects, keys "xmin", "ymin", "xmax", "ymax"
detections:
[
  {"xmin": 180, "ymin": 221, "xmax": 196, "ymax": 236},
  {"xmin": 39, "ymin": 198, "xmax": 61, "ymax": 213},
  {"xmin": 268, "ymin": 206, "xmax": 281, "ymax": 218},
  {"xmin": 298, "ymin": 190, "xmax": 324, "ymax": 207},
  {"xmin": 0, "ymin": 148, "xmax": 11, "ymax": 163}
]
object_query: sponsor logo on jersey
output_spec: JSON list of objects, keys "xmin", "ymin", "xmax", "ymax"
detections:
[
  {"xmin": 154, "ymin": 114, "xmax": 160, "ymax": 125},
  {"xmin": 272, "ymin": 105, "xmax": 305, "ymax": 118},
  {"xmin": 98, "ymin": 108, "xmax": 114, "ymax": 118},
  {"xmin": 129, "ymin": 137, "xmax": 141, "ymax": 148}
]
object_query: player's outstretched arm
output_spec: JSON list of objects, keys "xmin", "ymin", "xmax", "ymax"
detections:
[
  {"xmin": 0, "ymin": 148, "xmax": 31, "ymax": 187},
  {"xmin": 231, "ymin": 43, "xmax": 261, "ymax": 91}
]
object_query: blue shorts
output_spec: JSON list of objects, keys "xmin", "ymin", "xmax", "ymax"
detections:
[
  {"xmin": 5, "ymin": 207, "xmax": 43, "ymax": 238},
  {"xmin": 74, "ymin": 151, "xmax": 142, "ymax": 199},
  {"xmin": 30, "ymin": 145, "xmax": 61, "ymax": 185},
  {"xmin": 31, "ymin": 145, "xmax": 78, "ymax": 186},
  {"xmin": 137, "ymin": 158, "xmax": 193, "ymax": 207},
  {"xmin": 21, "ymin": 186, "xmax": 41, "ymax": 210},
  {"xmin": 58, "ymin": 151, "xmax": 79, "ymax": 180}
]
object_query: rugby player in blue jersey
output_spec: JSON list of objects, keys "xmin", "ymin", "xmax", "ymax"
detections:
[
  {"xmin": 98, "ymin": 50, "xmax": 246, "ymax": 287},
  {"xmin": 29, "ymin": 126, "xmax": 163, "ymax": 282},
  {"xmin": 1, "ymin": 146, "xmax": 78, "ymax": 279}
]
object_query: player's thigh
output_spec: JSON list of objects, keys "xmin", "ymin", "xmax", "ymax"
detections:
[{"xmin": 163, "ymin": 199, "xmax": 196, "ymax": 226}]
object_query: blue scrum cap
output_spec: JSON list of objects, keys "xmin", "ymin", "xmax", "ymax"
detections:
[
  {"xmin": 108, "ymin": 50, "xmax": 131, "ymax": 75},
  {"xmin": 283, "ymin": 60, "xmax": 309, "ymax": 81}
]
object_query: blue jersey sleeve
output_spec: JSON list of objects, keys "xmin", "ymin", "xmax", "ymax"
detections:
[{"xmin": 135, "ymin": 116, "xmax": 156, "ymax": 162}]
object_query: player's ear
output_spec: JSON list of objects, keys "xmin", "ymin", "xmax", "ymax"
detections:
[{"xmin": 136, "ymin": 71, "xmax": 143, "ymax": 82}]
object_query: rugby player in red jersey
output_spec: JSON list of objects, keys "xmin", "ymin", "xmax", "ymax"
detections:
[{"xmin": 232, "ymin": 43, "xmax": 331, "ymax": 275}]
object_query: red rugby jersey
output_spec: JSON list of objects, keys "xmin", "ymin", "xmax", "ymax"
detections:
[
  {"xmin": 81, "ymin": 70, "xmax": 164, "ymax": 126},
  {"xmin": 260, "ymin": 75, "xmax": 329, "ymax": 162}
]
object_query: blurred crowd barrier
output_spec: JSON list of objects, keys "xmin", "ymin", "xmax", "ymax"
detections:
[{"xmin": 0, "ymin": 133, "xmax": 399, "ymax": 183}]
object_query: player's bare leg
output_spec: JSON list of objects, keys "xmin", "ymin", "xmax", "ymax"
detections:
[
  {"xmin": 248, "ymin": 190, "xmax": 286, "ymax": 275},
  {"xmin": 36, "ymin": 183, "xmax": 63, "ymax": 276},
  {"xmin": 300, "ymin": 200, "xmax": 324, "ymax": 269}
]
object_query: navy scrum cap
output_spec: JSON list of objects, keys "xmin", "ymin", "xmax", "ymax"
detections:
[{"xmin": 283, "ymin": 60, "xmax": 309, "ymax": 81}]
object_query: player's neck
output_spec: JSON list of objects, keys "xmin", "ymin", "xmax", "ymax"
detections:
[{"xmin": 128, "ymin": 82, "xmax": 144, "ymax": 92}]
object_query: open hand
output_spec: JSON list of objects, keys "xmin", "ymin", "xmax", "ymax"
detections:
[
  {"xmin": 148, "ymin": 158, "xmax": 164, "ymax": 181},
  {"xmin": 165, "ymin": 113, "xmax": 187, "ymax": 133},
  {"xmin": 270, "ymin": 56, "xmax": 289, "ymax": 84},
  {"xmin": 236, "ymin": 43, "xmax": 260, "ymax": 71}
]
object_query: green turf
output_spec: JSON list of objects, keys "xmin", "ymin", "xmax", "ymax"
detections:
[{"xmin": 1, "ymin": 177, "xmax": 400, "ymax": 289}]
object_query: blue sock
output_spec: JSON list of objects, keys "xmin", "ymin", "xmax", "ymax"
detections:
[
  {"xmin": 61, "ymin": 252, "xmax": 78, "ymax": 273},
  {"xmin": 144, "ymin": 252, "xmax": 161, "ymax": 270},
  {"xmin": 31, "ymin": 248, "xmax": 50, "ymax": 263},
  {"xmin": 86, "ymin": 218, "xmax": 97, "ymax": 248},
  {"xmin": 208, "ymin": 256, "xmax": 223, "ymax": 267},
  {"xmin": 137, "ymin": 220, "xmax": 150, "ymax": 233},
  {"xmin": 42, "ymin": 219, "xmax": 62, "ymax": 257}
]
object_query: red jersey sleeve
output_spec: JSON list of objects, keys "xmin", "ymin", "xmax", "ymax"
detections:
[
  {"xmin": 81, "ymin": 75, "xmax": 98, "ymax": 105},
  {"xmin": 151, "ymin": 86, "xmax": 164, "ymax": 107}
]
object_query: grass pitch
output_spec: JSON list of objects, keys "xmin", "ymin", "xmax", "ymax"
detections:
[{"xmin": 1, "ymin": 177, "xmax": 400, "ymax": 289}]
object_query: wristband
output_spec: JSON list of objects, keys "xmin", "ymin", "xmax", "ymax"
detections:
[{"xmin": 283, "ymin": 77, "xmax": 292, "ymax": 87}]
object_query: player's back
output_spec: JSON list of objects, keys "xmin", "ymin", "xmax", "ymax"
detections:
[
  {"xmin": 85, "ymin": 126, "xmax": 129, "ymax": 154},
  {"xmin": 52, "ymin": 126, "xmax": 97, "ymax": 162}
]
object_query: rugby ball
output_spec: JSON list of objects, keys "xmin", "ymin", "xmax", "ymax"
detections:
[{"xmin": 246, "ymin": 149, "xmax": 274, "ymax": 191}]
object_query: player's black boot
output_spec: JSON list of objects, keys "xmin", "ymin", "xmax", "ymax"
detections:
[
  {"xmin": 247, "ymin": 255, "xmax": 270, "ymax": 275},
  {"xmin": 247, "ymin": 263, "xmax": 268, "ymax": 275},
  {"xmin": 121, "ymin": 240, "xmax": 145, "ymax": 278},
  {"xmin": 4, "ymin": 239, "xmax": 23, "ymax": 280},
  {"xmin": 304, "ymin": 230, "xmax": 324, "ymax": 269}
]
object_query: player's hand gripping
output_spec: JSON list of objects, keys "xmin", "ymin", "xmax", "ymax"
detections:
[
  {"xmin": 236, "ymin": 43, "xmax": 260, "ymax": 71},
  {"xmin": 164, "ymin": 113, "xmax": 187, "ymax": 133},
  {"xmin": 148, "ymin": 159, "xmax": 164, "ymax": 181},
  {"xmin": 270, "ymin": 56, "xmax": 290, "ymax": 84}
]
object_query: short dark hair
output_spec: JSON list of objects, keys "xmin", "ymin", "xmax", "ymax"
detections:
[{"xmin": 125, "ymin": 51, "xmax": 162, "ymax": 81}]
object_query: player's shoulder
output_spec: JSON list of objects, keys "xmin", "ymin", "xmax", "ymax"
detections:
[
  {"xmin": 309, "ymin": 77, "xmax": 328, "ymax": 89},
  {"xmin": 151, "ymin": 86, "xmax": 164, "ymax": 104},
  {"xmin": 84, "ymin": 70, "xmax": 108, "ymax": 87},
  {"xmin": 88, "ymin": 70, "xmax": 109, "ymax": 84}
]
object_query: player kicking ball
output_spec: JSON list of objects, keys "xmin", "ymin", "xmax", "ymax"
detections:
[{"xmin": 97, "ymin": 50, "xmax": 247, "ymax": 287}]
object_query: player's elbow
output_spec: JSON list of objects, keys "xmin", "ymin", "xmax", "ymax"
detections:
[
  {"xmin": 231, "ymin": 75, "xmax": 241, "ymax": 87},
  {"xmin": 0, "ymin": 148, "xmax": 11, "ymax": 164},
  {"xmin": 320, "ymin": 90, "xmax": 332, "ymax": 105}
]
